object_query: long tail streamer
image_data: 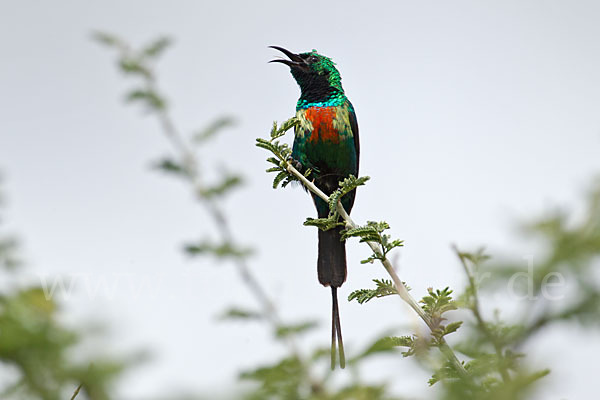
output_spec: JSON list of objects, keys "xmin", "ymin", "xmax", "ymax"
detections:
[{"xmin": 331, "ymin": 287, "xmax": 345, "ymax": 369}]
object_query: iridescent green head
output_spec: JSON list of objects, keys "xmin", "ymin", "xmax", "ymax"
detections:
[{"xmin": 270, "ymin": 46, "xmax": 345, "ymax": 107}]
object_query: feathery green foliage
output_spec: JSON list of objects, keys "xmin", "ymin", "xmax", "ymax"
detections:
[
  {"xmin": 348, "ymin": 279, "xmax": 400, "ymax": 304},
  {"xmin": 256, "ymin": 118, "xmax": 303, "ymax": 189},
  {"xmin": 303, "ymin": 175, "xmax": 370, "ymax": 231},
  {"xmin": 420, "ymin": 287, "xmax": 457, "ymax": 322},
  {"xmin": 341, "ymin": 221, "xmax": 403, "ymax": 264},
  {"xmin": 353, "ymin": 335, "xmax": 421, "ymax": 361}
]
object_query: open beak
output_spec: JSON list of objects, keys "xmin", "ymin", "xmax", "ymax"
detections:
[{"xmin": 269, "ymin": 46, "xmax": 306, "ymax": 69}]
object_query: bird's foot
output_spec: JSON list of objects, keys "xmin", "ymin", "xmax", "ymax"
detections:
[{"xmin": 287, "ymin": 157, "xmax": 305, "ymax": 173}]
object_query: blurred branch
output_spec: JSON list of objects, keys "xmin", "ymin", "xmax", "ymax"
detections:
[
  {"xmin": 143, "ymin": 55, "xmax": 280, "ymax": 325},
  {"xmin": 70, "ymin": 384, "xmax": 82, "ymax": 400},
  {"xmin": 94, "ymin": 32, "xmax": 307, "ymax": 367},
  {"xmin": 453, "ymin": 245, "xmax": 510, "ymax": 383}
]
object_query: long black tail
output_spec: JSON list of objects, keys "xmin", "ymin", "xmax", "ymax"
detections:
[
  {"xmin": 317, "ymin": 226, "xmax": 347, "ymax": 369},
  {"xmin": 317, "ymin": 226, "xmax": 347, "ymax": 287},
  {"xmin": 331, "ymin": 287, "xmax": 345, "ymax": 369}
]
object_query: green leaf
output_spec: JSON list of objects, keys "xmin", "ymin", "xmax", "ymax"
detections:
[
  {"xmin": 272, "ymin": 171, "xmax": 288, "ymax": 189},
  {"xmin": 119, "ymin": 59, "xmax": 151, "ymax": 77},
  {"xmin": 183, "ymin": 239, "xmax": 252, "ymax": 259},
  {"xmin": 257, "ymin": 119, "xmax": 305, "ymax": 193},
  {"xmin": 199, "ymin": 173, "xmax": 243, "ymax": 198},
  {"xmin": 142, "ymin": 37, "xmax": 172, "ymax": 58},
  {"xmin": 338, "ymin": 175, "xmax": 370, "ymax": 192},
  {"xmin": 341, "ymin": 220, "xmax": 403, "ymax": 264},
  {"xmin": 322, "ymin": 175, "xmax": 371, "ymax": 221},
  {"xmin": 431, "ymin": 321, "xmax": 463, "ymax": 344},
  {"xmin": 125, "ymin": 88, "xmax": 165, "ymax": 109},
  {"xmin": 220, "ymin": 307, "xmax": 262, "ymax": 321},
  {"xmin": 92, "ymin": 31, "xmax": 122, "ymax": 47},
  {"xmin": 280, "ymin": 175, "xmax": 296, "ymax": 188},
  {"xmin": 348, "ymin": 279, "xmax": 400, "ymax": 304},
  {"xmin": 152, "ymin": 158, "xmax": 187, "ymax": 176},
  {"xmin": 341, "ymin": 224, "xmax": 382, "ymax": 243},
  {"xmin": 192, "ymin": 116, "xmax": 236, "ymax": 143},
  {"xmin": 275, "ymin": 321, "xmax": 318, "ymax": 338},
  {"xmin": 266, "ymin": 157, "xmax": 280, "ymax": 166},
  {"xmin": 444, "ymin": 321, "xmax": 463, "ymax": 336},
  {"xmin": 356, "ymin": 335, "xmax": 416, "ymax": 360},
  {"xmin": 269, "ymin": 117, "xmax": 298, "ymax": 139},
  {"xmin": 420, "ymin": 287, "xmax": 457, "ymax": 325},
  {"xmin": 457, "ymin": 248, "xmax": 491, "ymax": 266},
  {"xmin": 303, "ymin": 216, "xmax": 343, "ymax": 231},
  {"xmin": 270, "ymin": 121, "xmax": 278, "ymax": 137}
]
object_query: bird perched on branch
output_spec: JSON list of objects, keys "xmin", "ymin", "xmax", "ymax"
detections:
[{"xmin": 270, "ymin": 46, "xmax": 360, "ymax": 369}]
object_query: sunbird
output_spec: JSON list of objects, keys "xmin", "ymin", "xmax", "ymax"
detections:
[{"xmin": 270, "ymin": 46, "xmax": 360, "ymax": 369}]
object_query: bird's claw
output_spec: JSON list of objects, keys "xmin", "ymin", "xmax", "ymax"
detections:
[{"xmin": 287, "ymin": 157, "xmax": 305, "ymax": 173}]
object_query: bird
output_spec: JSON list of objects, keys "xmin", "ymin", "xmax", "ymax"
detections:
[{"xmin": 269, "ymin": 46, "xmax": 360, "ymax": 369}]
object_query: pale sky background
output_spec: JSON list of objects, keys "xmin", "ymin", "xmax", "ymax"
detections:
[{"xmin": 1, "ymin": 0, "xmax": 600, "ymax": 398}]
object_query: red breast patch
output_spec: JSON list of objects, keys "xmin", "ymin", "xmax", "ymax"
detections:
[{"xmin": 304, "ymin": 107, "xmax": 340, "ymax": 144}]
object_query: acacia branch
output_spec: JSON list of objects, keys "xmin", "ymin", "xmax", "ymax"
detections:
[{"xmin": 284, "ymin": 161, "xmax": 469, "ymax": 377}]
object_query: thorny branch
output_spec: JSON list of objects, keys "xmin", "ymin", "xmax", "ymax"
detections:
[{"xmin": 271, "ymin": 146, "xmax": 469, "ymax": 378}]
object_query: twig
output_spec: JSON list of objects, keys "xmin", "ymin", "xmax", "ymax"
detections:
[
  {"xmin": 284, "ymin": 161, "xmax": 469, "ymax": 378},
  {"xmin": 70, "ymin": 383, "xmax": 83, "ymax": 400}
]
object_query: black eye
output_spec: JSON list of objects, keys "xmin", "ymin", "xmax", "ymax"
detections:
[{"xmin": 309, "ymin": 56, "xmax": 318, "ymax": 63}]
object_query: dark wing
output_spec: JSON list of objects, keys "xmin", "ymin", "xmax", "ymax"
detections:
[{"xmin": 348, "ymin": 101, "xmax": 360, "ymax": 176}]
